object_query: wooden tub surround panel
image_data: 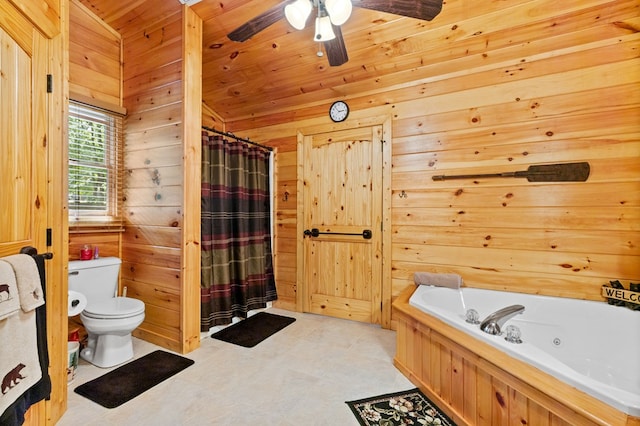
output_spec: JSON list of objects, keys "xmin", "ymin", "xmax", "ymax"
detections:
[{"xmin": 393, "ymin": 286, "xmax": 640, "ymax": 426}]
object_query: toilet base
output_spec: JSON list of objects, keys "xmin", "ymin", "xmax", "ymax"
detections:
[{"xmin": 81, "ymin": 333, "xmax": 134, "ymax": 368}]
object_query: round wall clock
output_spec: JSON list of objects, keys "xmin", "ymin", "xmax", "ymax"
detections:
[{"xmin": 329, "ymin": 100, "xmax": 349, "ymax": 122}]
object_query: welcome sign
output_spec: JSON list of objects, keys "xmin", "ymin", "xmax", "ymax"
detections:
[{"xmin": 601, "ymin": 286, "xmax": 640, "ymax": 305}]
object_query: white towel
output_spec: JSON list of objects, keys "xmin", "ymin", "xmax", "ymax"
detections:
[
  {"xmin": 0, "ymin": 254, "xmax": 43, "ymax": 413},
  {"xmin": 0, "ymin": 308, "xmax": 42, "ymax": 414},
  {"xmin": 0, "ymin": 261, "xmax": 20, "ymax": 321},
  {"xmin": 1, "ymin": 254, "xmax": 44, "ymax": 312},
  {"xmin": 414, "ymin": 272, "xmax": 463, "ymax": 289}
]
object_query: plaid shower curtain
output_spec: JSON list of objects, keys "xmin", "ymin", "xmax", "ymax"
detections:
[{"xmin": 200, "ymin": 132, "xmax": 277, "ymax": 331}]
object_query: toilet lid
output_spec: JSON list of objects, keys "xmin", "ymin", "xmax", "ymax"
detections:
[{"xmin": 83, "ymin": 297, "xmax": 145, "ymax": 319}]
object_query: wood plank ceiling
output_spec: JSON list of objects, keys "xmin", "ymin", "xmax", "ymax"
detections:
[
  {"xmin": 190, "ymin": 0, "xmax": 453, "ymax": 121},
  {"xmin": 74, "ymin": 0, "xmax": 515, "ymax": 122}
]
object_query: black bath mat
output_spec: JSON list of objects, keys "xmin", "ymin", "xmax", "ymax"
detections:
[
  {"xmin": 74, "ymin": 350, "xmax": 194, "ymax": 408},
  {"xmin": 346, "ymin": 388, "xmax": 457, "ymax": 426},
  {"xmin": 211, "ymin": 311, "xmax": 296, "ymax": 347}
]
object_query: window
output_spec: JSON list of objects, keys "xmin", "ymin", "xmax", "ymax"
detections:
[{"xmin": 68, "ymin": 101, "xmax": 124, "ymax": 230}]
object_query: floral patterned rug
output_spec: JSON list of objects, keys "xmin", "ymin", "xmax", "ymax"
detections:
[{"xmin": 346, "ymin": 388, "xmax": 457, "ymax": 426}]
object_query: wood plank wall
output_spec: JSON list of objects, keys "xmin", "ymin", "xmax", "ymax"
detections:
[
  {"xmin": 224, "ymin": 0, "xmax": 640, "ymax": 315},
  {"xmin": 121, "ymin": 7, "xmax": 183, "ymax": 351},
  {"xmin": 67, "ymin": 0, "xmax": 126, "ymax": 385},
  {"xmin": 68, "ymin": 0, "xmax": 121, "ymax": 108},
  {"xmin": 68, "ymin": 2, "xmax": 201, "ymax": 354},
  {"xmin": 120, "ymin": 4, "xmax": 201, "ymax": 353},
  {"xmin": 68, "ymin": 0, "xmax": 122, "ymax": 261}
]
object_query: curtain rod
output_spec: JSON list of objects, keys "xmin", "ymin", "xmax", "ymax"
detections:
[{"xmin": 202, "ymin": 126, "xmax": 273, "ymax": 152}]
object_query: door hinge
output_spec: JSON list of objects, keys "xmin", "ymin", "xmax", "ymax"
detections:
[
  {"xmin": 46, "ymin": 74, "xmax": 53, "ymax": 93},
  {"xmin": 46, "ymin": 228, "xmax": 52, "ymax": 247}
]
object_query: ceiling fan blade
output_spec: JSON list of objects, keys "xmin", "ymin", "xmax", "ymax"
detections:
[
  {"xmin": 324, "ymin": 25, "xmax": 349, "ymax": 66},
  {"xmin": 227, "ymin": 1, "xmax": 292, "ymax": 42},
  {"xmin": 353, "ymin": 0, "xmax": 443, "ymax": 21}
]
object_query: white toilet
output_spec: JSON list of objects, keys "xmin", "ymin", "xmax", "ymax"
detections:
[{"xmin": 68, "ymin": 257, "xmax": 145, "ymax": 368}]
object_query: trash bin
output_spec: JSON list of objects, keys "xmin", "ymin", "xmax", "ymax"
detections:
[{"xmin": 67, "ymin": 341, "xmax": 80, "ymax": 384}]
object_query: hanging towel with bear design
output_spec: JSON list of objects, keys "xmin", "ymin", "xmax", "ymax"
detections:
[
  {"xmin": 0, "ymin": 254, "xmax": 45, "ymax": 417},
  {"xmin": 0, "ymin": 262, "xmax": 20, "ymax": 321}
]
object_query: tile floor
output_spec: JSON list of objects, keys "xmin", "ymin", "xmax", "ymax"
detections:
[{"xmin": 58, "ymin": 308, "xmax": 414, "ymax": 425}]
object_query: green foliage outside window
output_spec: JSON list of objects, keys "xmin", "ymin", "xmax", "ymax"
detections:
[{"xmin": 68, "ymin": 101, "xmax": 123, "ymax": 225}]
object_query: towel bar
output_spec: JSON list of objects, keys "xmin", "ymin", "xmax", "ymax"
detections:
[{"xmin": 303, "ymin": 228, "xmax": 372, "ymax": 239}]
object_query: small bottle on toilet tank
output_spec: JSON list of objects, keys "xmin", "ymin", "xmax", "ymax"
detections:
[{"xmin": 80, "ymin": 245, "xmax": 92, "ymax": 260}]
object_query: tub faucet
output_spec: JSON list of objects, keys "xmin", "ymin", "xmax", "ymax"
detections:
[{"xmin": 480, "ymin": 304, "xmax": 525, "ymax": 335}]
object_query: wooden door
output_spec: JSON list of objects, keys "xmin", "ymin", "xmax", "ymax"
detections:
[
  {"xmin": 302, "ymin": 125, "xmax": 383, "ymax": 323},
  {"xmin": 0, "ymin": 18, "xmax": 48, "ymax": 268},
  {"xmin": 0, "ymin": 10, "xmax": 53, "ymax": 424}
]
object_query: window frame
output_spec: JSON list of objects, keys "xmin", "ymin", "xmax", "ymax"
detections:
[{"xmin": 68, "ymin": 100, "xmax": 124, "ymax": 231}]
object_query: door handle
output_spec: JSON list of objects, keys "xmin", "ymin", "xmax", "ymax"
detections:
[{"xmin": 303, "ymin": 228, "xmax": 372, "ymax": 240}]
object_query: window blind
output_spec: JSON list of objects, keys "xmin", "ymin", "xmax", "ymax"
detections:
[{"xmin": 68, "ymin": 101, "xmax": 124, "ymax": 231}]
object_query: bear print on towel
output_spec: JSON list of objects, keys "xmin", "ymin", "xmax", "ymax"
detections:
[
  {"xmin": 1, "ymin": 363, "xmax": 26, "ymax": 394},
  {"xmin": 0, "ymin": 283, "xmax": 10, "ymax": 301}
]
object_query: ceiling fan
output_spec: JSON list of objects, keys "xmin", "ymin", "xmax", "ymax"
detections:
[{"xmin": 227, "ymin": 0, "xmax": 444, "ymax": 67}]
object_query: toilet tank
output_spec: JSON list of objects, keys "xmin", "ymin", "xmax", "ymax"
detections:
[{"xmin": 68, "ymin": 257, "xmax": 121, "ymax": 304}]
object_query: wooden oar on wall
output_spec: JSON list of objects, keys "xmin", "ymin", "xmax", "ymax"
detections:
[{"xmin": 432, "ymin": 162, "xmax": 590, "ymax": 182}]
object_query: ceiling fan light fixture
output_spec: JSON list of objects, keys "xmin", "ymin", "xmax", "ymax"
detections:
[
  {"xmin": 314, "ymin": 15, "xmax": 336, "ymax": 41},
  {"xmin": 285, "ymin": 0, "xmax": 313, "ymax": 30},
  {"xmin": 325, "ymin": 0, "xmax": 352, "ymax": 26}
]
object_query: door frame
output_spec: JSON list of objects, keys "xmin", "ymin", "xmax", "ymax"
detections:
[{"xmin": 295, "ymin": 115, "xmax": 392, "ymax": 328}]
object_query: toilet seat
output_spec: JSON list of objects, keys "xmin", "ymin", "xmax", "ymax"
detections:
[{"xmin": 83, "ymin": 296, "xmax": 145, "ymax": 320}]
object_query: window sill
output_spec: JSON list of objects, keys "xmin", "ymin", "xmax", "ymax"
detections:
[{"xmin": 69, "ymin": 218, "xmax": 125, "ymax": 233}]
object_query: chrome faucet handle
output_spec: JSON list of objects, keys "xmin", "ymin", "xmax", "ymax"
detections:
[
  {"xmin": 504, "ymin": 325, "xmax": 522, "ymax": 344},
  {"xmin": 465, "ymin": 309, "xmax": 480, "ymax": 324}
]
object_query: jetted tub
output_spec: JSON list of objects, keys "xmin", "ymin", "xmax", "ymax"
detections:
[{"xmin": 393, "ymin": 285, "xmax": 640, "ymax": 425}]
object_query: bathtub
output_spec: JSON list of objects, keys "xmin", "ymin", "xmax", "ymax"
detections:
[{"xmin": 393, "ymin": 285, "xmax": 640, "ymax": 425}]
